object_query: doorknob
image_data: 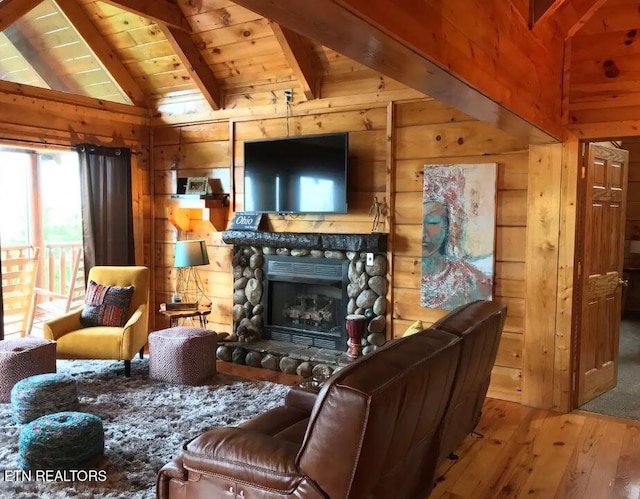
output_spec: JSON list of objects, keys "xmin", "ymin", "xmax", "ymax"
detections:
[{"xmin": 618, "ymin": 278, "xmax": 629, "ymax": 287}]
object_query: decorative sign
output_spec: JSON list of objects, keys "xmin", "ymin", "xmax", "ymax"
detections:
[{"xmin": 229, "ymin": 212, "xmax": 263, "ymax": 231}]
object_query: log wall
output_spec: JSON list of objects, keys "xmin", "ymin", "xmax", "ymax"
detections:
[
  {"xmin": 0, "ymin": 82, "xmax": 152, "ymax": 281},
  {"xmin": 152, "ymin": 95, "xmax": 538, "ymax": 405}
]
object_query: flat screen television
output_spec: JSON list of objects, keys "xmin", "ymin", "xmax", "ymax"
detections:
[{"xmin": 243, "ymin": 132, "xmax": 348, "ymax": 214}]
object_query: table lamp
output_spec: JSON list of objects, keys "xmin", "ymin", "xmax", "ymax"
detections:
[{"xmin": 173, "ymin": 240, "xmax": 210, "ymax": 306}]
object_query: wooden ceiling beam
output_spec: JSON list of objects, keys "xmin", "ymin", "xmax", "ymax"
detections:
[
  {"xmin": 232, "ymin": 0, "xmax": 557, "ymax": 143},
  {"xmin": 54, "ymin": 0, "xmax": 146, "ymax": 106},
  {"xmin": 535, "ymin": 0, "xmax": 609, "ymax": 39},
  {"xmin": 99, "ymin": 0, "xmax": 191, "ymax": 32},
  {"xmin": 271, "ymin": 23, "xmax": 321, "ymax": 100},
  {"xmin": 0, "ymin": 0, "xmax": 43, "ymax": 32},
  {"xmin": 159, "ymin": 25, "xmax": 222, "ymax": 111}
]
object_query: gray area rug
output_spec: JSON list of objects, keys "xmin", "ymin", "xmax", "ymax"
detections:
[
  {"xmin": 0, "ymin": 358, "xmax": 290, "ymax": 498},
  {"xmin": 580, "ymin": 314, "xmax": 640, "ymax": 420}
]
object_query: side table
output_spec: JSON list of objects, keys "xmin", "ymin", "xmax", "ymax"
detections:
[{"xmin": 159, "ymin": 305, "xmax": 212, "ymax": 328}]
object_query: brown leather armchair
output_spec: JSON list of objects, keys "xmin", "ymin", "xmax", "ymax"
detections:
[{"xmin": 157, "ymin": 300, "xmax": 506, "ymax": 499}]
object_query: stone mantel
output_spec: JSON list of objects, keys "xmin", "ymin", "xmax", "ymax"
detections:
[{"xmin": 221, "ymin": 231, "xmax": 387, "ymax": 252}]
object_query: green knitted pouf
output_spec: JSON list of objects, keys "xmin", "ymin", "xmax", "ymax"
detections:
[
  {"xmin": 11, "ymin": 373, "xmax": 79, "ymax": 424},
  {"xmin": 19, "ymin": 412, "xmax": 104, "ymax": 470}
]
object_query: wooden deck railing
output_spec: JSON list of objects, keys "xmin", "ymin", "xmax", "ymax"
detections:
[{"xmin": 1, "ymin": 242, "xmax": 84, "ymax": 304}]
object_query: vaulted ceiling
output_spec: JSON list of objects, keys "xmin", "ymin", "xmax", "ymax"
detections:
[{"xmin": 0, "ymin": 0, "xmax": 638, "ymax": 141}]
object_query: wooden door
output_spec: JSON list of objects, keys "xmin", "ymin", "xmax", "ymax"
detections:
[{"xmin": 576, "ymin": 143, "xmax": 629, "ymax": 406}]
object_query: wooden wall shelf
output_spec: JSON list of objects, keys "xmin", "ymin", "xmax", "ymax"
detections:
[{"xmin": 166, "ymin": 195, "xmax": 229, "ymax": 233}]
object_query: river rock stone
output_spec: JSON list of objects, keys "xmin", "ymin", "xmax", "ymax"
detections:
[
  {"xmin": 261, "ymin": 354, "xmax": 280, "ymax": 371},
  {"xmin": 296, "ymin": 361, "xmax": 313, "ymax": 378},
  {"xmin": 250, "ymin": 315, "xmax": 263, "ymax": 330},
  {"xmin": 232, "ymin": 251, "xmax": 241, "ymax": 267},
  {"xmin": 231, "ymin": 347, "xmax": 247, "ymax": 364},
  {"xmin": 291, "ymin": 248, "xmax": 310, "ymax": 257},
  {"xmin": 347, "ymin": 251, "xmax": 358, "ymax": 261},
  {"xmin": 233, "ymin": 277, "xmax": 248, "ymax": 290},
  {"xmin": 312, "ymin": 364, "xmax": 334, "ymax": 381},
  {"xmin": 239, "ymin": 255, "xmax": 249, "ymax": 267},
  {"xmin": 279, "ymin": 357, "xmax": 300, "ymax": 375},
  {"xmin": 355, "ymin": 307, "xmax": 365, "ymax": 316},
  {"xmin": 252, "ymin": 304, "xmax": 263, "ymax": 315},
  {"xmin": 363, "ymin": 345, "xmax": 378, "ymax": 355},
  {"xmin": 347, "ymin": 283, "xmax": 361, "ymax": 299},
  {"xmin": 216, "ymin": 345, "xmax": 232, "ymax": 362},
  {"xmin": 368, "ymin": 316, "xmax": 386, "ymax": 334},
  {"xmin": 324, "ymin": 250, "xmax": 345, "ymax": 260},
  {"xmin": 367, "ymin": 332, "xmax": 386, "ymax": 347},
  {"xmin": 254, "ymin": 268, "xmax": 264, "ymax": 282},
  {"xmin": 242, "ymin": 267, "xmax": 254, "ymax": 278},
  {"xmin": 355, "ymin": 260, "xmax": 365, "ymax": 273},
  {"xmin": 364, "ymin": 308, "xmax": 375, "ymax": 320},
  {"xmin": 373, "ymin": 296, "xmax": 386, "ymax": 315},
  {"xmin": 245, "ymin": 278, "xmax": 262, "ymax": 306},
  {"xmin": 348, "ymin": 262, "xmax": 359, "ymax": 283},
  {"xmin": 366, "ymin": 255, "xmax": 387, "ymax": 276},
  {"xmin": 347, "ymin": 298, "xmax": 357, "ymax": 315},
  {"xmin": 368, "ymin": 276, "xmax": 388, "ymax": 296},
  {"xmin": 243, "ymin": 300, "xmax": 253, "ymax": 318},
  {"xmin": 233, "ymin": 289, "xmax": 246, "ymax": 304},
  {"xmin": 356, "ymin": 289, "xmax": 377, "ymax": 309},
  {"xmin": 249, "ymin": 253, "xmax": 264, "ymax": 269},
  {"xmin": 245, "ymin": 351, "xmax": 263, "ymax": 367},
  {"xmin": 357, "ymin": 272, "xmax": 368, "ymax": 290},
  {"xmin": 232, "ymin": 304, "xmax": 246, "ymax": 322},
  {"xmin": 310, "ymin": 250, "xmax": 324, "ymax": 258},
  {"xmin": 263, "ymin": 246, "xmax": 276, "ymax": 255},
  {"xmin": 233, "ymin": 265, "xmax": 243, "ymax": 279},
  {"xmin": 276, "ymin": 248, "xmax": 290, "ymax": 256},
  {"xmin": 238, "ymin": 317, "xmax": 254, "ymax": 331},
  {"xmin": 243, "ymin": 247, "xmax": 254, "ymax": 256}
]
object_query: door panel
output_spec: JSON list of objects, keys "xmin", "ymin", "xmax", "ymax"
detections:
[{"xmin": 576, "ymin": 143, "xmax": 629, "ymax": 406}]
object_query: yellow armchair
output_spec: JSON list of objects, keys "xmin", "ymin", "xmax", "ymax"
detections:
[{"xmin": 43, "ymin": 266, "xmax": 150, "ymax": 376}]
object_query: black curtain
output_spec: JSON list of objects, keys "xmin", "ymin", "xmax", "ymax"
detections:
[{"xmin": 77, "ymin": 144, "xmax": 134, "ymax": 271}]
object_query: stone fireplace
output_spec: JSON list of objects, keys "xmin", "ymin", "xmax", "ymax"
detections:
[{"xmin": 222, "ymin": 231, "xmax": 389, "ymax": 369}]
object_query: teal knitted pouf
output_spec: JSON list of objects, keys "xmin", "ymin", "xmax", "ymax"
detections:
[
  {"xmin": 19, "ymin": 412, "xmax": 104, "ymax": 470},
  {"xmin": 11, "ymin": 373, "xmax": 79, "ymax": 424}
]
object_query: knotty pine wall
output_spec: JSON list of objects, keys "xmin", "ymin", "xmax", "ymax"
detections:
[
  {"xmin": 0, "ymin": 82, "xmax": 151, "ymax": 271},
  {"xmin": 152, "ymin": 96, "xmax": 534, "ymax": 405}
]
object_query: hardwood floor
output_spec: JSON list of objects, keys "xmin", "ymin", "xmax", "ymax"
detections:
[{"xmin": 227, "ymin": 362, "xmax": 640, "ymax": 499}]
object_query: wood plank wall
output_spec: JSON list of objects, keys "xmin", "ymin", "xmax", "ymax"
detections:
[
  {"xmin": 0, "ymin": 82, "xmax": 151, "ymax": 276},
  {"xmin": 152, "ymin": 96, "xmax": 531, "ymax": 404},
  {"xmin": 391, "ymin": 100, "xmax": 529, "ymax": 403}
]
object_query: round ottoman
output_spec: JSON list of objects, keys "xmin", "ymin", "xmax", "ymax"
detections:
[
  {"xmin": 149, "ymin": 327, "xmax": 217, "ymax": 385},
  {"xmin": 0, "ymin": 338, "xmax": 56, "ymax": 402},
  {"xmin": 11, "ymin": 373, "xmax": 79, "ymax": 424},
  {"xmin": 19, "ymin": 411, "xmax": 104, "ymax": 470}
]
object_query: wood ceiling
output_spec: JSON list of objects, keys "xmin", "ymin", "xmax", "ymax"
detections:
[
  {"xmin": 0, "ymin": 0, "xmax": 393, "ymax": 117},
  {"xmin": 1, "ymin": 0, "xmax": 639, "ymax": 139}
]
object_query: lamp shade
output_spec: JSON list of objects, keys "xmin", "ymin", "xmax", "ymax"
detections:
[{"xmin": 174, "ymin": 240, "xmax": 210, "ymax": 268}]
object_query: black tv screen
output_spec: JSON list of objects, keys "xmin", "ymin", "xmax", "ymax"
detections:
[{"xmin": 243, "ymin": 132, "xmax": 348, "ymax": 214}]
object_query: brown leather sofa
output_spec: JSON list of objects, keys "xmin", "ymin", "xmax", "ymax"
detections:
[{"xmin": 157, "ymin": 300, "xmax": 506, "ymax": 499}]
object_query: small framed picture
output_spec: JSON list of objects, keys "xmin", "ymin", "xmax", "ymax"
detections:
[{"xmin": 185, "ymin": 177, "xmax": 208, "ymax": 195}]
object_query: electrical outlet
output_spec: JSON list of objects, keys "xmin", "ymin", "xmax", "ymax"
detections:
[
  {"xmin": 366, "ymin": 253, "xmax": 374, "ymax": 265},
  {"xmin": 284, "ymin": 89, "xmax": 293, "ymax": 103}
]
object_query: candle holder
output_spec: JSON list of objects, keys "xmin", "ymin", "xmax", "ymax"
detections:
[{"xmin": 346, "ymin": 314, "xmax": 366, "ymax": 360}]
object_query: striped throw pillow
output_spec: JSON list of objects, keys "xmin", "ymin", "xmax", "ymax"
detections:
[{"xmin": 80, "ymin": 280, "xmax": 134, "ymax": 327}]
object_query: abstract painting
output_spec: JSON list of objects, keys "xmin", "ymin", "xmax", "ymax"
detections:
[{"xmin": 421, "ymin": 163, "xmax": 497, "ymax": 310}]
